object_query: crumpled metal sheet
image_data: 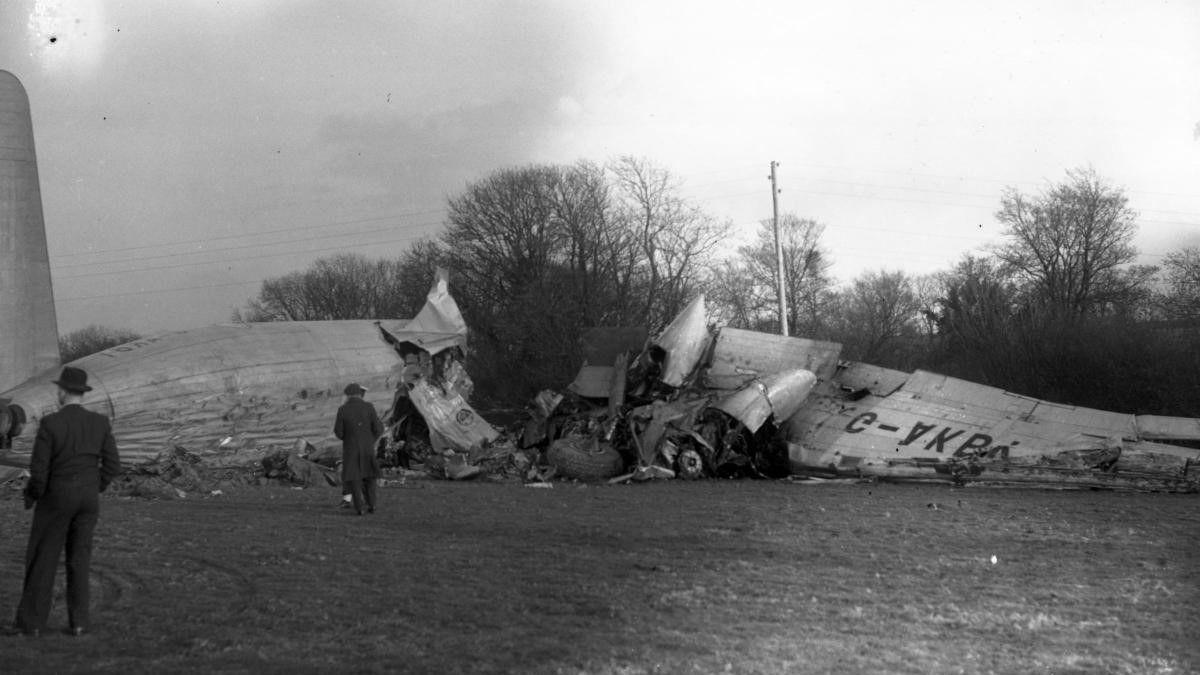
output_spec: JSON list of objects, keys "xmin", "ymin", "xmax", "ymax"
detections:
[
  {"xmin": 703, "ymin": 328, "xmax": 840, "ymax": 390},
  {"xmin": 651, "ymin": 295, "xmax": 710, "ymax": 387},
  {"xmin": 378, "ymin": 268, "xmax": 468, "ymax": 356},
  {"xmin": 568, "ymin": 366, "xmax": 616, "ymax": 398},
  {"xmin": 713, "ymin": 368, "xmax": 817, "ymax": 433},
  {"xmin": 628, "ymin": 397, "xmax": 711, "ymax": 467},
  {"xmin": 408, "ymin": 378, "xmax": 498, "ymax": 453}
]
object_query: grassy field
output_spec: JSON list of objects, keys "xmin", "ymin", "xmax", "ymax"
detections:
[{"xmin": 1, "ymin": 477, "xmax": 1197, "ymax": 674}]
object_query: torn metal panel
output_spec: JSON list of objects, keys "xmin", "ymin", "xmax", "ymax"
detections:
[
  {"xmin": 628, "ymin": 397, "xmax": 710, "ymax": 467},
  {"xmin": 407, "ymin": 378, "xmax": 498, "ymax": 453},
  {"xmin": 1108, "ymin": 439, "xmax": 1200, "ymax": 470},
  {"xmin": 703, "ymin": 328, "xmax": 841, "ymax": 390},
  {"xmin": 1135, "ymin": 415, "xmax": 1200, "ymax": 441},
  {"xmin": 378, "ymin": 268, "xmax": 468, "ymax": 356},
  {"xmin": 712, "ymin": 369, "xmax": 817, "ymax": 433},
  {"xmin": 435, "ymin": 357, "xmax": 469, "ymax": 399},
  {"xmin": 521, "ymin": 390, "xmax": 563, "ymax": 447},
  {"xmin": 568, "ymin": 366, "xmax": 616, "ymax": 398},
  {"xmin": 568, "ymin": 356, "xmax": 629, "ymax": 403},
  {"xmin": 568, "ymin": 327, "xmax": 646, "ymax": 398},
  {"xmin": 608, "ymin": 352, "xmax": 628, "ymax": 416},
  {"xmin": 833, "ymin": 362, "xmax": 909, "ymax": 397},
  {"xmin": 651, "ymin": 295, "xmax": 710, "ymax": 387}
]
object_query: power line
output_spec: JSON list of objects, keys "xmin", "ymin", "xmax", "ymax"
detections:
[
  {"xmin": 51, "ymin": 206, "xmax": 446, "ymax": 264},
  {"xmin": 691, "ymin": 170, "xmax": 1200, "ymax": 221},
  {"xmin": 35, "ymin": 162, "xmax": 1200, "ymax": 304},
  {"xmin": 56, "ymin": 277, "xmax": 264, "ymax": 303},
  {"xmin": 781, "ymin": 161, "xmax": 1200, "ymax": 200},
  {"xmin": 53, "ymin": 219, "xmax": 442, "ymax": 280}
]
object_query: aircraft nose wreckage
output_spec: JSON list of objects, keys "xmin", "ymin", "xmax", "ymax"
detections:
[{"xmin": 528, "ymin": 295, "xmax": 1200, "ymax": 492}]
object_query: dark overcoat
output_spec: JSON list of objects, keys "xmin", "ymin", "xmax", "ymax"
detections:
[
  {"xmin": 25, "ymin": 403, "xmax": 121, "ymax": 500},
  {"xmin": 334, "ymin": 396, "xmax": 383, "ymax": 482},
  {"xmin": 17, "ymin": 403, "xmax": 121, "ymax": 633}
]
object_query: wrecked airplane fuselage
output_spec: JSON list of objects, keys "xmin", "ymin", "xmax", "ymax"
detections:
[
  {"xmin": 533, "ymin": 296, "xmax": 1200, "ymax": 491},
  {"xmin": 0, "ymin": 271, "xmax": 487, "ymax": 474},
  {"xmin": 0, "ymin": 321, "xmax": 408, "ymax": 468},
  {"xmin": 786, "ymin": 365, "xmax": 1200, "ymax": 491}
]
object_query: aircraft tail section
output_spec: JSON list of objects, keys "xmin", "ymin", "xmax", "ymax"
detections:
[{"xmin": 0, "ymin": 70, "xmax": 59, "ymax": 392}]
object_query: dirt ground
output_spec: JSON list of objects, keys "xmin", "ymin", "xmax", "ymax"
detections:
[{"xmin": 0, "ymin": 477, "xmax": 1197, "ymax": 674}]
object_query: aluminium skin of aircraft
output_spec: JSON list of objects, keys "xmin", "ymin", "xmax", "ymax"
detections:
[
  {"xmin": 632, "ymin": 292, "xmax": 1200, "ymax": 491},
  {"xmin": 0, "ymin": 70, "xmax": 469, "ymax": 475},
  {"xmin": 699, "ymin": 326, "xmax": 1200, "ymax": 491}
]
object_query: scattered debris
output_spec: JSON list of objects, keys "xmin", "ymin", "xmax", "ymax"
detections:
[{"xmin": 5, "ymin": 286, "xmax": 1195, "ymax": 495}]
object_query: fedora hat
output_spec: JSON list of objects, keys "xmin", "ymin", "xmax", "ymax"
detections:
[
  {"xmin": 53, "ymin": 366, "xmax": 93, "ymax": 393},
  {"xmin": 343, "ymin": 382, "xmax": 366, "ymax": 396}
]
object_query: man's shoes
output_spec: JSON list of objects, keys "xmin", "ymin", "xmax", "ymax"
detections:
[
  {"xmin": 63, "ymin": 627, "xmax": 87, "ymax": 637},
  {"xmin": 2, "ymin": 625, "xmax": 40, "ymax": 637},
  {"xmin": 367, "ymin": 507, "xmax": 375, "ymax": 514}
]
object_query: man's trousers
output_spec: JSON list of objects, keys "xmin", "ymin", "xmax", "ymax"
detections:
[{"xmin": 15, "ymin": 479, "xmax": 100, "ymax": 632}]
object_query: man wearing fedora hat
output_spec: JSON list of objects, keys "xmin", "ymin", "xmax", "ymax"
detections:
[
  {"xmin": 7, "ymin": 366, "xmax": 121, "ymax": 637},
  {"xmin": 334, "ymin": 382, "xmax": 383, "ymax": 516}
]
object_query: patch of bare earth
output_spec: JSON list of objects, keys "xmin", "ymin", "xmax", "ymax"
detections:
[{"xmin": 1, "ymin": 480, "xmax": 1197, "ymax": 674}]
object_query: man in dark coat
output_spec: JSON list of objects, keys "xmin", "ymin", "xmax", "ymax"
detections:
[
  {"xmin": 334, "ymin": 383, "xmax": 383, "ymax": 515},
  {"xmin": 8, "ymin": 366, "xmax": 121, "ymax": 637}
]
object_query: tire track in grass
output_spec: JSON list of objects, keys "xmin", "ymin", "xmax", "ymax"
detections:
[
  {"xmin": 91, "ymin": 561, "xmax": 144, "ymax": 611},
  {"xmin": 178, "ymin": 554, "xmax": 259, "ymax": 614}
]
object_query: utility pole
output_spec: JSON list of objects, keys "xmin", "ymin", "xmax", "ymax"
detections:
[{"xmin": 769, "ymin": 160, "xmax": 788, "ymax": 336}]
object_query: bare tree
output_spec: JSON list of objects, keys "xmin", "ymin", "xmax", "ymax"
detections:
[
  {"xmin": 928, "ymin": 255, "xmax": 1021, "ymax": 382},
  {"xmin": 828, "ymin": 269, "xmax": 923, "ymax": 365},
  {"xmin": 735, "ymin": 214, "xmax": 834, "ymax": 335},
  {"xmin": 549, "ymin": 161, "xmax": 640, "ymax": 327},
  {"xmin": 608, "ymin": 156, "xmax": 729, "ymax": 329},
  {"xmin": 394, "ymin": 238, "xmax": 451, "ymax": 316},
  {"xmin": 443, "ymin": 165, "xmax": 565, "ymax": 316},
  {"xmin": 1161, "ymin": 245, "xmax": 1200, "ymax": 320},
  {"xmin": 993, "ymin": 167, "xmax": 1138, "ymax": 316},
  {"xmin": 440, "ymin": 163, "xmax": 632, "ymax": 403},
  {"xmin": 704, "ymin": 258, "xmax": 769, "ymax": 329},
  {"xmin": 236, "ymin": 253, "xmax": 412, "ymax": 321},
  {"xmin": 59, "ymin": 325, "xmax": 142, "ymax": 362}
]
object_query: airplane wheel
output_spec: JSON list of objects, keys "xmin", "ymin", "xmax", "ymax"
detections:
[
  {"xmin": 676, "ymin": 449, "xmax": 704, "ymax": 480},
  {"xmin": 547, "ymin": 435, "xmax": 625, "ymax": 481}
]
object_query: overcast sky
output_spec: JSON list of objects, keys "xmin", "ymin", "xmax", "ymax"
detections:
[{"xmin": 2, "ymin": 0, "xmax": 1198, "ymax": 335}]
